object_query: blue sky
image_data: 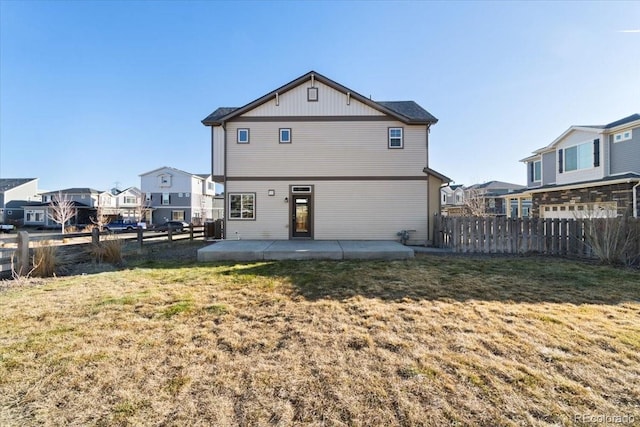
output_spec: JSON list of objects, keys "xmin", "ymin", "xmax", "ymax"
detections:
[{"xmin": 1, "ymin": 1, "xmax": 638, "ymax": 192}]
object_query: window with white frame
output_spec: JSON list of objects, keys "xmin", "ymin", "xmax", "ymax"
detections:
[
  {"xmin": 237, "ymin": 128, "xmax": 249, "ymax": 144},
  {"xmin": 279, "ymin": 128, "xmax": 291, "ymax": 144},
  {"xmin": 613, "ymin": 130, "xmax": 632, "ymax": 143},
  {"xmin": 26, "ymin": 210, "xmax": 45, "ymax": 222},
  {"xmin": 124, "ymin": 196, "xmax": 136, "ymax": 204},
  {"xmin": 158, "ymin": 174, "xmax": 171, "ymax": 187},
  {"xmin": 564, "ymin": 141, "xmax": 592, "ymax": 172},
  {"xmin": 145, "ymin": 192, "xmax": 151, "ymax": 202},
  {"xmin": 172, "ymin": 210, "xmax": 185, "ymax": 221},
  {"xmin": 388, "ymin": 127, "xmax": 403, "ymax": 148},
  {"xmin": 162, "ymin": 193, "xmax": 170, "ymax": 205},
  {"xmin": 228, "ymin": 193, "xmax": 255, "ymax": 220}
]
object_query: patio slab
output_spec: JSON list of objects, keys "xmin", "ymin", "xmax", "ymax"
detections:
[
  {"xmin": 197, "ymin": 240, "xmax": 415, "ymax": 262},
  {"xmin": 196, "ymin": 240, "xmax": 273, "ymax": 262},
  {"xmin": 264, "ymin": 240, "xmax": 344, "ymax": 260},
  {"xmin": 339, "ymin": 240, "xmax": 415, "ymax": 260}
]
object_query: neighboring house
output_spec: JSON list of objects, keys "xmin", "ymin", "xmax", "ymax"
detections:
[
  {"xmin": 201, "ymin": 70, "xmax": 450, "ymax": 244},
  {"xmin": 441, "ymin": 181, "xmax": 528, "ymax": 216},
  {"xmin": 111, "ymin": 187, "xmax": 148, "ymax": 222},
  {"xmin": 140, "ymin": 167, "xmax": 216, "ymax": 225},
  {"xmin": 511, "ymin": 114, "xmax": 640, "ymax": 218},
  {"xmin": 25, "ymin": 188, "xmax": 105, "ymax": 227},
  {"xmin": 440, "ymin": 184, "xmax": 465, "ymax": 216},
  {"xmin": 0, "ymin": 178, "xmax": 40, "ymax": 224}
]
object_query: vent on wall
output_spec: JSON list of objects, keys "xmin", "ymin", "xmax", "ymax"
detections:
[
  {"xmin": 307, "ymin": 87, "xmax": 318, "ymax": 102},
  {"xmin": 292, "ymin": 186, "xmax": 312, "ymax": 193}
]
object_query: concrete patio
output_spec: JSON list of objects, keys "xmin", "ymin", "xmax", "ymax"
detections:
[{"xmin": 197, "ymin": 240, "xmax": 416, "ymax": 262}]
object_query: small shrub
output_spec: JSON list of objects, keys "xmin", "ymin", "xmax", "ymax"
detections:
[
  {"xmin": 584, "ymin": 217, "xmax": 639, "ymax": 266},
  {"xmin": 32, "ymin": 243, "xmax": 58, "ymax": 278},
  {"xmin": 90, "ymin": 237, "xmax": 124, "ymax": 265}
]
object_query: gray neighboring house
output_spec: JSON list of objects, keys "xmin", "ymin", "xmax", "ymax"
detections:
[
  {"xmin": 140, "ymin": 167, "xmax": 217, "ymax": 225},
  {"xmin": 25, "ymin": 188, "xmax": 108, "ymax": 228},
  {"xmin": 511, "ymin": 113, "xmax": 640, "ymax": 218},
  {"xmin": 0, "ymin": 178, "xmax": 40, "ymax": 224},
  {"xmin": 441, "ymin": 181, "xmax": 529, "ymax": 216}
]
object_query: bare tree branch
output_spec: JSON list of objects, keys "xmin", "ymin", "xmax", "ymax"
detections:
[{"xmin": 48, "ymin": 192, "xmax": 76, "ymax": 234}]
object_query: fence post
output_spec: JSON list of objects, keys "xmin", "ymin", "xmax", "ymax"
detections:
[
  {"xmin": 16, "ymin": 231, "xmax": 30, "ymax": 276},
  {"xmin": 167, "ymin": 227, "xmax": 173, "ymax": 244},
  {"xmin": 92, "ymin": 228, "xmax": 100, "ymax": 246},
  {"xmin": 137, "ymin": 227, "xmax": 144, "ymax": 252},
  {"xmin": 433, "ymin": 214, "xmax": 441, "ymax": 247},
  {"xmin": 189, "ymin": 224, "xmax": 194, "ymax": 241}
]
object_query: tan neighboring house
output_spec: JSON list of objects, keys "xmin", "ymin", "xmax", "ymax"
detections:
[{"xmin": 202, "ymin": 71, "xmax": 450, "ymax": 245}]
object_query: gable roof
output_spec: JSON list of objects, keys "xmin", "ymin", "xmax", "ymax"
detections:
[
  {"xmin": 467, "ymin": 180, "xmax": 525, "ymax": 191},
  {"xmin": 604, "ymin": 113, "xmax": 640, "ymax": 129},
  {"xmin": 0, "ymin": 178, "xmax": 37, "ymax": 193},
  {"xmin": 202, "ymin": 71, "xmax": 438, "ymax": 126},
  {"xmin": 523, "ymin": 113, "xmax": 640, "ymax": 161},
  {"xmin": 41, "ymin": 188, "xmax": 101, "ymax": 195}
]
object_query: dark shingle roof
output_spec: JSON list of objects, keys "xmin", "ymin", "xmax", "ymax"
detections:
[
  {"xmin": 202, "ymin": 107, "xmax": 239, "ymax": 125},
  {"xmin": 41, "ymin": 188, "xmax": 101, "ymax": 195},
  {"xmin": 377, "ymin": 101, "xmax": 438, "ymax": 123},
  {"xmin": 604, "ymin": 113, "xmax": 640, "ymax": 129},
  {"xmin": 0, "ymin": 178, "xmax": 36, "ymax": 193}
]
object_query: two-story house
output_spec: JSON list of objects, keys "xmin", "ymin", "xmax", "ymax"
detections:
[
  {"xmin": 512, "ymin": 114, "xmax": 640, "ymax": 218},
  {"xmin": 0, "ymin": 178, "xmax": 40, "ymax": 224},
  {"xmin": 111, "ymin": 187, "xmax": 147, "ymax": 222},
  {"xmin": 139, "ymin": 167, "xmax": 216, "ymax": 225},
  {"xmin": 440, "ymin": 184, "xmax": 465, "ymax": 216},
  {"xmin": 202, "ymin": 71, "xmax": 450, "ymax": 244}
]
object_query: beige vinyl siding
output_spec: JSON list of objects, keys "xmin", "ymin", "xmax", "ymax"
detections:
[
  {"xmin": 241, "ymin": 80, "xmax": 384, "ymax": 117},
  {"xmin": 226, "ymin": 180, "xmax": 429, "ymax": 244},
  {"xmin": 212, "ymin": 126, "xmax": 225, "ymax": 177},
  {"xmin": 226, "ymin": 121, "xmax": 427, "ymax": 177},
  {"xmin": 226, "ymin": 181, "xmax": 292, "ymax": 240}
]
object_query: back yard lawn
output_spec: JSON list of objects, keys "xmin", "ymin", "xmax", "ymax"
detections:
[{"xmin": 1, "ymin": 253, "xmax": 639, "ymax": 426}]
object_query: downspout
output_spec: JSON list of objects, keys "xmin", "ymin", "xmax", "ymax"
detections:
[
  {"xmin": 222, "ymin": 121, "xmax": 228, "ymax": 238},
  {"xmin": 633, "ymin": 180, "xmax": 640, "ymax": 218},
  {"xmin": 426, "ymin": 124, "xmax": 431, "ymax": 243}
]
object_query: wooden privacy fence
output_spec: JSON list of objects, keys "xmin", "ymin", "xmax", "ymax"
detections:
[{"xmin": 433, "ymin": 215, "xmax": 640, "ymax": 260}]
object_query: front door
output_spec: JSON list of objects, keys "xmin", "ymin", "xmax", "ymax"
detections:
[{"xmin": 291, "ymin": 192, "xmax": 312, "ymax": 239}]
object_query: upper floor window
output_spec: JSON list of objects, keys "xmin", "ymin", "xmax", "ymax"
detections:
[
  {"xmin": 162, "ymin": 193, "xmax": 170, "ymax": 205},
  {"xmin": 123, "ymin": 196, "xmax": 136, "ymax": 204},
  {"xmin": 613, "ymin": 130, "xmax": 632, "ymax": 143},
  {"xmin": 563, "ymin": 140, "xmax": 599, "ymax": 172},
  {"xmin": 388, "ymin": 127, "xmax": 403, "ymax": 149},
  {"xmin": 237, "ymin": 128, "xmax": 249, "ymax": 144},
  {"xmin": 279, "ymin": 128, "xmax": 291, "ymax": 144},
  {"xmin": 531, "ymin": 160, "xmax": 541, "ymax": 182},
  {"xmin": 158, "ymin": 174, "xmax": 172, "ymax": 187}
]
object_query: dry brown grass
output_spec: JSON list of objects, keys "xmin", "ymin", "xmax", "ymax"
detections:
[
  {"xmin": 1, "ymin": 255, "xmax": 639, "ymax": 426},
  {"xmin": 31, "ymin": 242, "xmax": 58, "ymax": 278}
]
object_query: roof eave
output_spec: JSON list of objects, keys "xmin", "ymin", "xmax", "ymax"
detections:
[{"xmin": 202, "ymin": 71, "xmax": 437, "ymax": 126}]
